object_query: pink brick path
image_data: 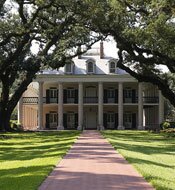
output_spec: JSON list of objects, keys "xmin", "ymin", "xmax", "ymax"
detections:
[{"xmin": 39, "ymin": 130, "xmax": 154, "ymax": 190}]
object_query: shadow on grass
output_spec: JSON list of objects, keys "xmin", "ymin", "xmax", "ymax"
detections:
[
  {"xmin": 102, "ymin": 130, "xmax": 175, "ymax": 155},
  {"xmin": 102, "ymin": 130, "xmax": 175, "ymax": 190},
  {"xmin": 38, "ymin": 170, "xmax": 155, "ymax": 190},
  {"xmin": 0, "ymin": 165, "xmax": 54, "ymax": 190},
  {"xmin": 0, "ymin": 131, "xmax": 80, "ymax": 190},
  {"xmin": 0, "ymin": 131, "xmax": 80, "ymax": 161}
]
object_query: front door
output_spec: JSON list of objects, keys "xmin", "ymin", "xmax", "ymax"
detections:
[{"xmin": 86, "ymin": 111, "xmax": 97, "ymax": 129}]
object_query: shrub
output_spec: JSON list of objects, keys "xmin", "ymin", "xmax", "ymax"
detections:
[
  {"xmin": 10, "ymin": 120, "xmax": 23, "ymax": 131},
  {"xmin": 169, "ymin": 122, "xmax": 175, "ymax": 128},
  {"xmin": 161, "ymin": 128, "xmax": 175, "ymax": 137},
  {"xmin": 161, "ymin": 121, "xmax": 171, "ymax": 130}
]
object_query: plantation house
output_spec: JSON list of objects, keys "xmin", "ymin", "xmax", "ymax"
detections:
[{"xmin": 18, "ymin": 43, "xmax": 164, "ymax": 130}]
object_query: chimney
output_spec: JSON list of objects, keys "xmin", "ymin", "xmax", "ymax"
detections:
[
  {"xmin": 77, "ymin": 46, "xmax": 81, "ymax": 59},
  {"xmin": 100, "ymin": 41, "xmax": 104, "ymax": 59}
]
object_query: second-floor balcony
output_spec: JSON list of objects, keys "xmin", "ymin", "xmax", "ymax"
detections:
[
  {"xmin": 143, "ymin": 96, "xmax": 159, "ymax": 103},
  {"xmin": 104, "ymin": 97, "xmax": 117, "ymax": 103},
  {"xmin": 45, "ymin": 97, "xmax": 58, "ymax": 104},
  {"xmin": 84, "ymin": 97, "xmax": 98, "ymax": 103},
  {"xmin": 22, "ymin": 96, "xmax": 159, "ymax": 105},
  {"xmin": 124, "ymin": 97, "xmax": 138, "ymax": 103}
]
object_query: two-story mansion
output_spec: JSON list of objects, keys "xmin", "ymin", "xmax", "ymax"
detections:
[{"xmin": 18, "ymin": 43, "xmax": 165, "ymax": 130}]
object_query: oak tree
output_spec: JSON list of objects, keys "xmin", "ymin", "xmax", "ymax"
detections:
[{"xmin": 0, "ymin": 0, "xmax": 100, "ymax": 131}]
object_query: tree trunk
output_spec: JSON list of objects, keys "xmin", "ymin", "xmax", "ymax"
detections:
[{"xmin": 0, "ymin": 108, "xmax": 12, "ymax": 131}]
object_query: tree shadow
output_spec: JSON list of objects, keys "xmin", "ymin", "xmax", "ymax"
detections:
[
  {"xmin": 0, "ymin": 131, "xmax": 80, "ymax": 190},
  {"xmin": 38, "ymin": 170, "xmax": 155, "ymax": 190},
  {"xmin": 0, "ymin": 165, "xmax": 54, "ymax": 190}
]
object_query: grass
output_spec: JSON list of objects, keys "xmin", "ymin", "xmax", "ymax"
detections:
[
  {"xmin": 0, "ymin": 131, "xmax": 80, "ymax": 190},
  {"xmin": 102, "ymin": 130, "xmax": 175, "ymax": 190}
]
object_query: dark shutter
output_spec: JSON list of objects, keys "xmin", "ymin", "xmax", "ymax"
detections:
[
  {"xmin": 57, "ymin": 113, "xmax": 58, "ymax": 126},
  {"xmin": 63, "ymin": 113, "xmax": 67, "ymax": 129},
  {"xmin": 46, "ymin": 89, "xmax": 50, "ymax": 103},
  {"xmin": 57, "ymin": 89, "xmax": 58, "ymax": 103},
  {"xmin": 104, "ymin": 89, "xmax": 107, "ymax": 103},
  {"xmin": 132, "ymin": 113, "xmax": 136, "ymax": 129},
  {"xmin": 132, "ymin": 89, "xmax": 136, "ymax": 103},
  {"xmin": 74, "ymin": 89, "xmax": 78, "ymax": 103},
  {"xmin": 115, "ymin": 89, "xmax": 118, "ymax": 103},
  {"xmin": 46, "ymin": 113, "xmax": 50, "ymax": 129},
  {"xmin": 115, "ymin": 113, "xmax": 118, "ymax": 129},
  {"xmin": 75, "ymin": 113, "xmax": 78, "ymax": 129},
  {"xmin": 103, "ymin": 113, "xmax": 107, "ymax": 129},
  {"xmin": 123, "ymin": 90, "xmax": 125, "ymax": 103},
  {"xmin": 63, "ymin": 89, "xmax": 67, "ymax": 103},
  {"xmin": 72, "ymin": 64, "xmax": 74, "ymax": 74}
]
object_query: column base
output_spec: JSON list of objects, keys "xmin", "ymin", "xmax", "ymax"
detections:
[
  {"xmin": 57, "ymin": 126, "xmax": 64, "ymax": 130},
  {"xmin": 77, "ymin": 125, "xmax": 83, "ymax": 131},
  {"xmin": 138, "ymin": 126, "xmax": 144, "ymax": 130},
  {"xmin": 37, "ymin": 126, "xmax": 43, "ymax": 130},
  {"xmin": 98, "ymin": 125, "xmax": 105, "ymax": 130},
  {"xmin": 118, "ymin": 126, "xmax": 125, "ymax": 130}
]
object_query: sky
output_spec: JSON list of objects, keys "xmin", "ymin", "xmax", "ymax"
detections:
[
  {"xmin": 31, "ymin": 36, "xmax": 168, "ymax": 72},
  {"xmin": 93, "ymin": 37, "xmax": 118, "ymax": 58}
]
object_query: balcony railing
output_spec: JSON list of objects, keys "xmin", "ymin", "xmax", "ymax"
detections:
[
  {"xmin": 143, "ymin": 96, "xmax": 159, "ymax": 103},
  {"xmin": 45, "ymin": 97, "xmax": 58, "ymax": 104},
  {"xmin": 104, "ymin": 97, "xmax": 117, "ymax": 103},
  {"xmin": 123, "ymin": 96, "xmax": 158, "ymax": 104},
  {"xmin": 22, "ymin": 96, "xmax": 159, "ymax": 104},
  {"xmin": 84, "ymin": 97, "xmax": 98, "ymax": 103},
  {"xmin": 23, "ymin": 97, "xmax": 38, "ymax": 104},
  {"xmin": 65, "ymin": 98, "xmax": 78, "ymax": 104},
  {"xmin": 123, "ymin": 97, "xmax": 138, "ymax": 103}
]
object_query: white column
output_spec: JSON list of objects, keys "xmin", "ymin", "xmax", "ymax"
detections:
[
  {"xmin": 77, "ymin": 83, "xmax": 83, "ymax": 130},
  {"xmin": 98, "ymin": 82, "xmax": 104, "ymax": 130},
  {"xmin": 159, "ymin": 90, "xmax": 164, "ymax": 125},
  {"xmin": 138, "ymin": 83, "xmax": 143, "ymax": 130},
  {"xmin": 18, "ymin": 97, "xmax": 23, "ymax": 125},
  {"xmin": 58, "ymin": 83, "xmax": 64, "ymax": 130},
  {"xmin": 38, "ymin": 81, "xmax": 43, "ymax": 130},
  {"xmin": 118, "ymin": 82, "xmax": 124, "ymax": 129}
]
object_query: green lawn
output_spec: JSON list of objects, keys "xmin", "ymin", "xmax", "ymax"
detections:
[
  {"xmin": 102, "ymin": 130, "xmax": 175, "ymax": 190},
  {"xmin": 0, "ymin": 131, "xmax": 80, "ymax": 190}
]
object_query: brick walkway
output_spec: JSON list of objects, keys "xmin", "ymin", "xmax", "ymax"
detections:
[{"xmin": 38, "ymin": 131, "xmax": 154, "ymax": 190}]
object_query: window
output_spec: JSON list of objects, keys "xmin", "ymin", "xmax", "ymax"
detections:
[
  {"xmin": 109, "ymin": 62, "xmax": 116, "ymax": 73},
  {"xmin": 107, "ymin": 88, "xmax": 115, "ymax": 98},
  {"xmin": 67, "ymin": 89, "xmax": 75, "ymax": 98},
  {"xmin": 47, "ymin": 88, "xmax": 58, "ymax": 103},
  {"xmin": 107, "ymin": 112, "xmax": 115, "ymax": 128},
  {"xmin": 124, "ymin": 88, "xmax": 132, "ymax": 98},
  {"xmin": 124, "ymin": 113, "xmax": 132, "ymax": 128},
  {"xmin": 107, "ymin": 113, "xmax": 115, "ymax": 123},
  {"xmin": 86, "ymin": 59, "xmax": 95, "ymax": 74},
  {"xmin": 50, "ymin": 112, "xmax": 57, "ymax": 123},
  {"xmin": 124, "ymin": 88, "xmax": 132, "ymax": 103},
  {"xmin": 67, "ymin": 113, "xmax": 75, "ymax": 128},
  {"xmin": 64, "ymin": 62, "xmax": 74, "ymax": 74},
  {"xmin": 49, "ymin": 88, "xmax": 58, "ymax": 98},
  {"xmin": 49, "ymin": 112, "xmax": 58, "ymax": 128},
  {"xmin": 87, "ymin": 62, "xmax": 94, "ymax": 73}
]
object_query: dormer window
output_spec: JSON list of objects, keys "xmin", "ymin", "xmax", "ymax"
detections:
[
  {"xmin": 86, "ymin": 59, "xmax": 95, "ymax": 74},
  {"xmin": 109, "ymin": 62, "xmax": 116, "ymax": 73},
  {"xmin": 109, "ymin": 59, "xmax": 118, "ymax": 74},
  {"xmin": 87, "ymin": 62, "xmax": 93, "ymax": 73},
  {"xmin": 64, "ymin": 62, "xmax": 74, "ymax": 74}
]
